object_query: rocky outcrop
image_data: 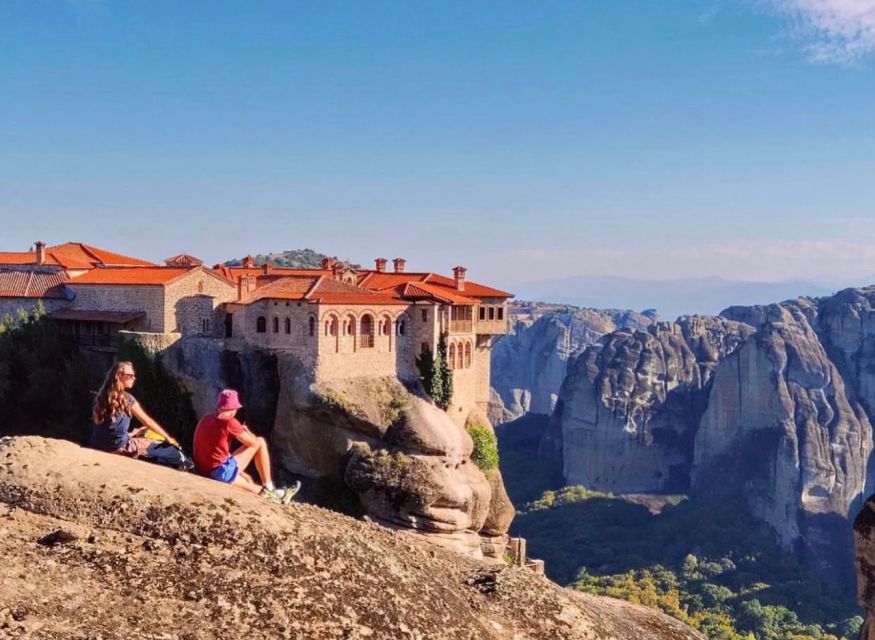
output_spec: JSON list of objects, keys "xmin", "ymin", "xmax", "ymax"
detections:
[
  {"xmin": 697, "ymin": 296, "xmax": 874, "ymax": 583},
  {"xmin": 121, "ymin": 335, "xmax": 515, "ymax": 561},
  {"xmin": 0, "ymin": 436, "xmax": 704, "ymax": 640},
  {"xmin": 490, "ymin": 305, "xmax": 655, "ymax": 423},
  {"xmin": 552, "ymin": 287, "xmax": 875, "ymax": 585},
  {"xmin": 554, "ymin": 316, "xmax": 753, "ymax": 493}
]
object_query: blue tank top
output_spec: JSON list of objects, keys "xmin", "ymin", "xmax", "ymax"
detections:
[{"xmin": 90, "ymin": 392, "xmax": 137, "ymax": 452}]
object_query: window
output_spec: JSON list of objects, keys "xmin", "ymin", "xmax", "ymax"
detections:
[
  {"xmin": 448, "ymin": 343, "xmax": 456, "ymax": 369},
  {"xmin": 360, "ymin": 314, "xmax": 374, "ymax": 348},
  {"xmin": 325, "ymin": 316, "xmax": 338, "ymax": 337},
  {"xmin": 285, "ymin": 317, "xmax": 291, "ymax": 334},
  {"xmin": 346, "ymin": 314, "xmax": 356, "ymax": 337},
  {"xmin": 421, "ymin": 342, "xmax": 429, "ymax": 354},
  {"xmin": 479, "ymin": 306, "xmax": 486, "ymax": 320},
  {"xmin": 464, "ymin": 342, "xmax": 472, "ymax": 368},
  {"xmin": 309, "ymin": 316, "xmax": 316, "ymax": 337},
  {"xmin": 380, "ymin": 315, "xmax": 391, "ymax": 336},
  {"xmin": 488, "ymin": 307, "xmax": 495, "ymax": 320},
  {"xmin": 421, "ymin": 309, "xmax": 428, "ymax": 322},
  {"xmin": 197, "ymin": 281, "xmax": 205, "ymax": 293},
  {"xmin": 397, "ymin": 319, "xmax": 406, "ymax": 336},
  {"xmin": 256, "ymin": 316, "xmax": 266, "ymax": 333},
  {"xmin": 273, "ymin": 317, "xmax": 279, "ymax": 333},
  {"xmin": 225, "ymin": 313, "xmax": 233, "ymax": 338},
  {"xmin": 202, "ymin": 318, "xmax": 210, "ymax": 333},
  {"xmin": 497, "ymin": 307, "xmax": 504, "ymax": 320}
]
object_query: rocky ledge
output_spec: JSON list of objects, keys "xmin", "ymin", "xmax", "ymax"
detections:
[{"xmin": 0, "ymin": 436, "xmax": 702, "ymax": 640}]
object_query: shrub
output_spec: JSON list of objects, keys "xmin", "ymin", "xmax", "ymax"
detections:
[{"xmin": 467, "ymin": 424, "xmax": 499, "ymax": 472}]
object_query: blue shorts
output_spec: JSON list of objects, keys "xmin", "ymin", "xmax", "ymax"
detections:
[{"xmin": 208, "ymin": 457, "xmax": 239, "ymax": 483}]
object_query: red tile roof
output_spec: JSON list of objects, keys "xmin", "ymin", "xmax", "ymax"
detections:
[
  {"xmin": 68, "ymin": 267, "xmax": 195, "ymax": 286},
  {"xmin": 0, "ymin": 243, "xmax": 156, "ymax": 270},
  {"xmin": 0, "ymin": 268, "xmax": 70, "ymax": 299},
  {"xmin": 48, "ymin": 243, "xmax": 156, "ymax": 267},
  {"xmin": 164, "ymin": 254, "xmax": 203, "ymax": 267},
  {"xmin": 212, "ymin": 265, "xmax": 332, "ymax": 282},
  {"xmin": 243, "ymin": 276, "xmax": 319, "ymax": 302}
]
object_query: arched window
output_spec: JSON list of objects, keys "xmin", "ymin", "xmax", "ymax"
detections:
[
  {"xmin": 448, "ymin": 343, "xmax": 456, "ymax": 369},
  {"xmin": 360, "ymin": 314, "xmax": 374, "ymax": 348},
  {"xmin": 464, "ymin": 341, "xmax": 472, "ymax": 368},
  {"xmin": 273, "ymin": 317, "xmax": 279, "ymax": 333},
  {"xmin": 346, "ymin": 314, "xmax": 356, "ymax": 337},
  {"xmin": 256, "ymin": 316, "xmax": 267, "ymax": 333},
  {"xmin": 284, "ymin": 317, "xmax": 291, "ymax": 334},
  {"xmin": 421, "ymin": 342, "xmax": 429, "ymax": 354},
  {"xmin": 198, "ymin": 281, "xmax": 205, "ymax": 294},
  {"xmin": 397, "ymin": 319, "xmax": 406, "ymax": 336},
  {"xmin": 380, "ymin": 315, "xmax": 391, "ymax": 336},
  {"xmin": 309, "ymin": 316, "xmax": 316, "ymax": 337},
  {"xmin": 325, "ymin": 316, "xmax": 338, "ymax": 337}
]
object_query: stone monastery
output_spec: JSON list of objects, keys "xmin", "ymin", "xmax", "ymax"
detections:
[{"xmin": 0, "ymin": 242, "xmax": 511, "ymax": 421}]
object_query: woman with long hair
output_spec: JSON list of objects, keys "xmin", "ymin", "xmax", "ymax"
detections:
[{"xmin": 91, "ymin": 361, "xmax": 178, "ymax": 458}]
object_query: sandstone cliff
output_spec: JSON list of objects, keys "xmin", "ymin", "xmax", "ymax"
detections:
[
  {"xmin": 0, "ymin": 436, "xmax": 704, "ymax": 640},
  {"xmin": 490, "ymin": 305, "xmax": 655, "ymax": 424},
  {"xmin": 551, "ymin": 287, "xmax": 875, "ymax": 585},
  {"xmin": 551, "ymin": 316, "xmax": 753, "ymax": 494}
]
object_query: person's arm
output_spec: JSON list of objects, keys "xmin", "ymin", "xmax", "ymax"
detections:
[
  {"xmin": 130, "ymin": 402, "xmax": 177, "ymax": 444},
  {"xmin": 235, "ymin": 428, "xmax": 260, "ymax": 448}
]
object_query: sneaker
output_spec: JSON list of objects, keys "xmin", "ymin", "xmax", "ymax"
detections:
[
  {"xmin": 280, "ymin": 480, "xmax": 301, "ymax": 504},
  {"xmin": 258, "ymin": 487, "xmax": 283, "ymax": 504}
]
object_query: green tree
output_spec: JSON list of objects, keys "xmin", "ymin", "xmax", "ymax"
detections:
[{"xmin": 436, "ymin": 333, "xmax": 452, "ymax": 410}]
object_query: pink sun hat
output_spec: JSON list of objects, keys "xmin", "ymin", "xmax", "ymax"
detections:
[{"xmin": 216, "ymin": 389, "xmax": 243, "ymax": 412}]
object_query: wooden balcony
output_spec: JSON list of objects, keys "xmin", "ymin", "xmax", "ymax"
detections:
[
  {"xmin": 475, "ymin": 318, "xmax": 510, "ymax": 335},
  {"xmin": 449, "ymin": 319, "xmax": 473, "ymax": 334}
]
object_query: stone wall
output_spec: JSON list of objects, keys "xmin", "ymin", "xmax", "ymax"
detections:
[
  {"xmin": 68, "ymin": 285, "xmax": 165, "ymax": 331},
  {"xmin": 315, "ymin": 304, "xmax": 416, "ymax": 382},
  {"xmin": 163, "ymin": 269, "xmax": 236, "ymax": 335}
]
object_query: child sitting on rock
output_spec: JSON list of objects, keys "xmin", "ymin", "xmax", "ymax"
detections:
[{"xmin": 193, "ymin": 389, "xmax": 299, "ymax": 503}]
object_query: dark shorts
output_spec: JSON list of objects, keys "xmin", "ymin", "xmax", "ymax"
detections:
[{"xmin": 208, "ymin": 457, "xmax": 239, "ymax": 483}]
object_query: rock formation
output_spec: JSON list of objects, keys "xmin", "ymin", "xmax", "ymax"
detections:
[
  {"xmin": 490, "ymin": 305, "xmax": 655, "ymax": 423},
  {"xmin": 0, "ymin": 436, "xmax": 704, "ymax": 640},
  {"xmin": 552, "ymin": 316, "xmax": 753, "ymax": 494},
  {"xmin": 551, "ymin": 286, "xmax": 875, "ymax": 584},
  {"xmin": 121, "ymin": 335, "xmax": 515, "ymax": 561}
]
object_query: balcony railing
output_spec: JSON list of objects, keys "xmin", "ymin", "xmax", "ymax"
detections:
[
  {"xmin": 474, "ymin": 318, "xmax": 510, "ymax": 335},
  {"xmin": 449, "ymin": 320, "xmax": 473, "ymax": 334},
  {"xmin": 360, "ymin": 334, "xmax": 374, "ymax": 348}
]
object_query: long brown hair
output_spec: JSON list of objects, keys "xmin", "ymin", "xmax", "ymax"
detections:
[{"xmin": 93, "ymin": 361, "xmax": 134, "ymax": 424}]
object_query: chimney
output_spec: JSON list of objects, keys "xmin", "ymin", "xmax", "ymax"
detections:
[
  {"xmin": 374, "ymin": 258, "xmax": 387, "ymax": 273},
  {"xmin": 237, "ymin": 274, "xmax": 258, "ymax": 301},
  {"xmin": 242, "ymin": 255, "xmax": 255, "ymax": 269},
  {"xmin": 262, "ymin": 263, "xmax": 272, "ymax": 275},
  {"xmin": 322, "ymin": 257, "xmax": 335, "ymax": 270},
  {"xmin": 453, "ymin": 266, "xmax": 467, "ymax": 292},
  {"xmin": 393, "ymin": 258, "xmax": 406, "ymax": 273},
  {"xmin": 34, "ymin": 241, "xmax": 46, "ymax": 266}
]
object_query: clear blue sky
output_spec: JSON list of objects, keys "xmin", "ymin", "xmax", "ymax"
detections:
[{"xmin": 2, "ymin": 1, "xmax": 874, "ymax": 289}]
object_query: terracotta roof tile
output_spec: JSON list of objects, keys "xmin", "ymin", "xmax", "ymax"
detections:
[
  {"xmin": 0, "ymin": 268, "xmax": 70, "ymax": 299},
  {"xmin": 244, "ymin": 276, "xmax": 319, "ymax": 302},
  {"xmin": 164, "ymin": 254, "xmax": 203, "ymax": 267},
  {"xmin": 47, "ymin": 243, "xmax": 156, "ymax": 267},
  {"xmin": 68, "ymin": 267, "xmax": 194, "ymax": 286}
]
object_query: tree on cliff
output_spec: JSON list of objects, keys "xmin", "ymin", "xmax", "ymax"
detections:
[{"xmin": 415, "ymin": 334, "xmax": 453, "ymax": 411}]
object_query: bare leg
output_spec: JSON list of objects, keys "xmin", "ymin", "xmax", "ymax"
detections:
[
  {"xmin": 230, "ymin": 473, "xmax": 260, "ymax": 494},
  {"xmin": 231, "ymin": 437, "xmax": 273, "ymax": 487}
]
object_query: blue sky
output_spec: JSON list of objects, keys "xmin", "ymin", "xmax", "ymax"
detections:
[{"xmin": 1, "ymin": 1, "xmax": 874, "ymax": 290}]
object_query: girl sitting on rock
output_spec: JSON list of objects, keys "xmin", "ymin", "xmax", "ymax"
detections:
[{"xmin": 90, "ymin": 361, "xmax": 180, "ymax": 458}]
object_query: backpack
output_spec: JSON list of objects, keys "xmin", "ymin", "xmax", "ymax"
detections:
[{"xmin": 143, "ymin": 440, "xmax": 195, "ymax": 472}]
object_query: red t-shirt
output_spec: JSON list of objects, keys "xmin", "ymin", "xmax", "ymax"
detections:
[{"xmin": 193, "ymin": 414, "xmax": 245, "ymax": 475}]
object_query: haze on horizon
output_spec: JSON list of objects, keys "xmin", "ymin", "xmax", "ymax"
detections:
[{"xmin": 1, "ymin": 1, "xmax": 874, "ymax": 296}]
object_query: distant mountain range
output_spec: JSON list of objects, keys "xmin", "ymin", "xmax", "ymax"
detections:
[{"xmin": 507, "ymin": 275, "xmax": 855, "ymax": 320}]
